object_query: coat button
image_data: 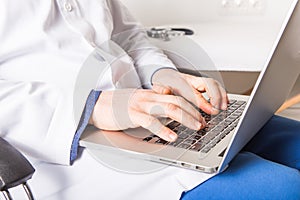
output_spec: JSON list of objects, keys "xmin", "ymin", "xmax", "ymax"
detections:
[{"xmin": 64, "ymin": 2, "xmax": 73, "ymax": 12}]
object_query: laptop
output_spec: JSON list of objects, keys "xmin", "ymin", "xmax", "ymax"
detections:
[{"xmin": 79, "ymin": 0, "xmax": 300, "ymax": 174}]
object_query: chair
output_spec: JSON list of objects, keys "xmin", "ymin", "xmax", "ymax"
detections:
[
  {"xmin": 276, "ymin": 93, "xmax": 300, "ymax": 114},
  {"xmin": 0, "ymin": 137, "xmax": 35, "ymax": 200}
]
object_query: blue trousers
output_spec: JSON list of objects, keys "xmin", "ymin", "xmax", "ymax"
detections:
[{"xmin": 181, "ymin": 116, "xmax": 300, "ymax": 200}]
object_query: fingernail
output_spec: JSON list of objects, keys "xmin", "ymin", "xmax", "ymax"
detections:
[
  {"xmin": 195, "ymin": 121, "xmax": 202, "ymax": 130},
  {"xmin": 212, "ymin": 107, "xmax": 220, "ymax": 114},
  {"xmin": 201, "ymin": 120, "xmax": 207, "ymax": 128},
  {"xmin": 222, "ymin": 103, "xmax": 227, "ymax": 110},
  {"xmin": 169, "ymin": 133, "xmax": 177, "ymax": 141}
]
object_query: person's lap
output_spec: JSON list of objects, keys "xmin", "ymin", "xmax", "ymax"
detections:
[
  {"xmin": 181, "ymin": 115, "xmax": 300, "ymax": 199},
  {"xmin": 244, "ymin": 115, "xmax": 300, "ymax": 170}
]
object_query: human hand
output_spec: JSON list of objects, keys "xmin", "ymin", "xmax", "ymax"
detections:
[
  {"xmin": 152, "ymin": 69, "xmax": 228, "ymax": 115},
  {"xmin": 89, "ymin": 89, "xmax": 206, "ymax": 142}
]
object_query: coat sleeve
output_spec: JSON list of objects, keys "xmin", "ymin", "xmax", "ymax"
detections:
[{"xmin": 107, "ymin": 0, "xmax": 177, "ymax": 88}]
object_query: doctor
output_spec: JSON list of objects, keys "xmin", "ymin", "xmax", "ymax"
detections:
[{"xmin": 0, "ymin": 0, "xmax": 300, "ymax": 199}]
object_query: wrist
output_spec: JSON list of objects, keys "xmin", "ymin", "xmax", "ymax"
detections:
[{"xmin": 152, "ymin": 68, "xmax": 178, "ymax": 85}]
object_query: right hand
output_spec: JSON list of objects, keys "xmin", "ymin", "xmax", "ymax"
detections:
[{"xmin": 89, "ymin": 89, "xmax": 206, "ymax": 142}]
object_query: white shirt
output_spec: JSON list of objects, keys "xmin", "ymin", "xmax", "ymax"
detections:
[{"xmin": 0, "ymin": 0, "xmax": 215, "ymax": 199}]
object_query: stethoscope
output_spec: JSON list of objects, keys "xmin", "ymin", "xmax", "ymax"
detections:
[{"xmin": 147, "ymin": 27, "xmax": 194, "ymax": 41}]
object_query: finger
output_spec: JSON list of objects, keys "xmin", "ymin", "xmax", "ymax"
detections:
[
  {"xmin": 188, "ymin": 77, "xmax": 228, "ymax": 112},
  {"xmin": 130, "ymin": 110, "xmax": 177, "ymax": 141},
  {"xmin": 153, "ymin": 75, "xmax": 217, "ymax": 115},
  {"xmin": 138, "ymin": 101, "xmax": 204, "ymax": 130},
  {"xmin": 152, "ymin": 84, "xmax": 172, "ymax": 95},
  {"xmin": 192, "ymin": 88, "xmax": 220, "ymax": 115},
  {"xmin": 197, "ymin": 78, "xmax": 223, "ymax": 110},
  {"xmin": 149, "ymin": 94, "xmax": 205, "ymax": 125},
  {"xmin": 208, "ymin": 85, "xmax": 223, "ymax": 110},
  {"xmin": 130, "ymin": 90, "xmax": 206, "ymax": 127},
  {"xmin": 206, "ymin": 80, "xmax": 228, "ymax": 111},
  {"xmin": 160, "ymin": 79, "xmax": 218, "ymax": 115},
  {"xmin": 218, "ymin": 83, "xmax": 229, "ymax": 110}
]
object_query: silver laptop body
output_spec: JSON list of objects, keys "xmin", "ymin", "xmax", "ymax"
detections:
[{"xmin": 80, "ymin": 0, "xmax": 300, "ymax": 174}]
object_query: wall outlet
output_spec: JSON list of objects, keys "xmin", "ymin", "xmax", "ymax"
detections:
[{"xmin": 219, "ymin": 0, "xmax": 267, "ymax": 16}]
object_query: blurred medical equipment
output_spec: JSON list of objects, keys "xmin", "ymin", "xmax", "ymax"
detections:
[{"xmin": 147, "ymin": 27, "xmax": 194, "ymax": 41}]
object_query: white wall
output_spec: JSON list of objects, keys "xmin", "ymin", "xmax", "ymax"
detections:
[{"xmin": 121, "ymin": 0, "xmax": 296, "ymax": 26}]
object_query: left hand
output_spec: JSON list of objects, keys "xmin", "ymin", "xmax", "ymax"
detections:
[{"xmin": 152, "ymin": 68, "xmax": 228, "ymax": 115}]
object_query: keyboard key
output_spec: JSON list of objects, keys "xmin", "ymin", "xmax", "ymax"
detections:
[
  {"xmin": 184, "ymin": 139, "xmax": 197, "ymax": 145},
  {"xmin": 220, "ymin": 132, "xmax": 226, "ymax": 139},
  {"xmin": 190, "ymin": 142, "xmax": 206, "ymax": 151},
  {"xmin": 232, "ymin": 121, "xmax": 239, "ymax": 127},
  {"xmin": 196, "ymin": 130, "xmax": 207, "ymax": 137},
  {"xmin": 199, "ymin": 138, "xmax": 210, "ymax": 145},
  {"xmin": 210, "ymin": 140, "xmax": 217, "ymax": 147},
  {"xmin": 178, "ymin": 143, "xmax": 191, "ymax": 149},
  {"xmin": 178, "ymin": 133, "xmax": 190, "ymax": 139},
  {"xmin": 193, "ymin": 135, "xmax": 202, "ymax": 140},
  {"xmin": 230, "ymin": 115, "xmax": 238, "ymax": 120},
  {"xmin": 236, "ymin": 101, "xmax": 246, "ymax": 105},
  {"xmin": 214, "ymin": 136, "xmax": 223, "ymax": 144},
  {"xmin": 232, "ymin": 113, "xmax": 241, "ymax": 117},
  {"xmin": 201, "ymin": 147, "xmax": 211, "ymax": 153},
  {"xmin": 224, "ymin": 128, "xmax": 232, "ymax": 135},
  {"xmin": 213, "ymin": 125, "xmax": 224, "ymax": 132},
  {"xmin": 227, "ymin": 108, "xmax": 236, "ymax": 113},
  {"xmin": 143, "ymin": 136, "xmax": 153, "ymax": 142},
  {"xmin": 155, "ymin": 139, "xmax": 168, "ymax": 144},
  {"xmin": 229, "ymin": 100, "xmax": 237, "ymax": 105},
  {"xmin": 236, "ymin": 109, "xmax": 243, "ymax": 114},
  {"xmin": 225, "ymin": 118, "xmax": 235, "ymax": 124},
  {"xmin": 178, "ymin": 126, "xmax": 187, "ymax": 132},
  {"xmin": 228, "ymin": 125, "xmax": 236, "ymax": 131},
  {"xmin": 203, "ymin": 133, "xmax": 215, "ymax": 141},
  {"xmin": 167, "ymin": 121, "xmax": 180, "ymax": 129},
  {"xmin": 208, "ymin": 130, "xmax": 219, "ymax": 139},
  {"xmin": 184, "ymin": 129, "xmax": 196, "ymax": 135},
  {"xmin": 169, "ymin": 137, "xmax": 185, "ymax": 146}
]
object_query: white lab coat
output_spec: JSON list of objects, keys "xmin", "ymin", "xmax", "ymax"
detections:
[
  {"xmin": 0, "ymin": 0, "xmax": 176, "ymax": 164},
  {"xmin": 0, "ymin": 0, "xmax": 215, "ymax": 199}
]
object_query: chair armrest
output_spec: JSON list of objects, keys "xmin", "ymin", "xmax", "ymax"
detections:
[
  {"xmin": 276, "ymin": 93, "xmax": 300, "ymax": 113},
  {"xmin": 0, "ymin": 137, "xmax": 35, "ymax": 199}
]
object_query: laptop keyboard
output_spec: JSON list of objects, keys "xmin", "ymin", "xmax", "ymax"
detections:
[{"xmin": 143, "ymin": 100, "xmax": 246, "ymax": 154}]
